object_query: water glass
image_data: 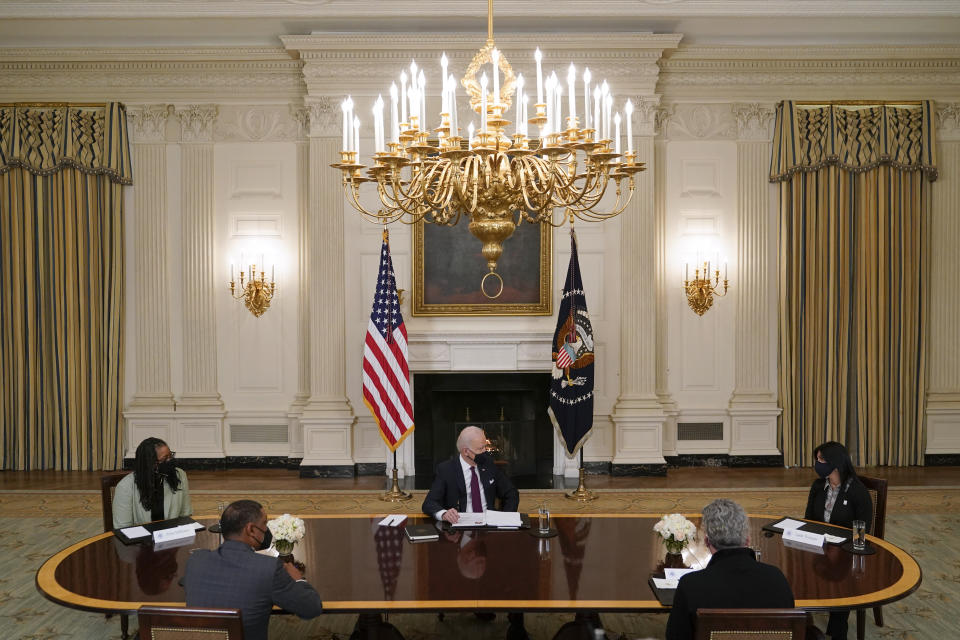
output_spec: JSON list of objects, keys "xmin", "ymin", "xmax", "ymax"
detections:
[
  {"xmin": 752, "ymin": 546, "xmax": 762, "ymax": 563},
  {"xmin": 538, "ymin": 502, "xmax": 551, "ymax": 534},
  {"xmin": 852, "ymin": 520, "xmax": 866, "ymax": 550}
]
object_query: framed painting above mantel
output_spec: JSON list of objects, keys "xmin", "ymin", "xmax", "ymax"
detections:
[{"xmin": 412, "ymin": 216, "xmax": 552, "ymax": 316}]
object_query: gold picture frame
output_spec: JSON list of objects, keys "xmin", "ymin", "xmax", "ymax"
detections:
[{"xmin": 412, "ymin": 218, "xmax": 552, "ymax": 316}]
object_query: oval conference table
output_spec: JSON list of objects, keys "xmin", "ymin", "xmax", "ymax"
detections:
[{"xmin": 37, "ymin": 514, "xmax": 921, "ymax": 638}]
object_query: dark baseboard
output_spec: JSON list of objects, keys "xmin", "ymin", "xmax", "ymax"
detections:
[
  {"xmin": 355, "ymin": 462, "xmax": 387, "ymax": 476},
  {"xmin": 665, "ymin": 454, "xmax": 730, "ymax": 468},
  {"xmin": 925, "ymin": 454, "xmax": 960, "ymax": 466},
  {"xmin": 729, "ymin": 455, "xmax": 783, "ymax": 468},
  {"xmin": 298, "ymin": 465, "xmax": 355, "ymax": 478},
  {"xmin": 583, "ymin": 461, "xmax": 612, "ymax": 475},
  {"xmin": 124, "ymin": 456, "xmax": 302, "ymax": 471},
  {"xmin": 662, "ymin": 454, "xmax": 783, "ymax": 468},
  {"xmin": 610, "ymin": 463, "xmax": 668, "ymax": 477}
]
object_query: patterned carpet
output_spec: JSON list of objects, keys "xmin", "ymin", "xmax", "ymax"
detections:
[{"xmin": 4, "ymin": 488, "xmax": 958, "ymax": 639}]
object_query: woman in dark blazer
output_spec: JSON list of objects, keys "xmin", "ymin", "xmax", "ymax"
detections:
[{"xmin": 804, "ymin": 440, "xmax": 873, "ymax": 640}]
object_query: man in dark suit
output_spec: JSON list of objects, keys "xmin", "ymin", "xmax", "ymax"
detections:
[
  {"xmin": 422, "ymin": 425, "xmax": 519, "ymax": 522},
  {"xmin": 184, "ymin": 499, "xmax": 323, "ymax": 640},
  {"xmin": 422, "ymin": 425, "xmax": 524, "ymax": 639},
  {"xmin": 666, "ymin": 498, "xmax": 795, "ymax": 640}
]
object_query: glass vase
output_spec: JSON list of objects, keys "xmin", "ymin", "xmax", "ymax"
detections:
[{"xmin": 274, "ymin": 539, "xmax": 295, "ymax": 560}]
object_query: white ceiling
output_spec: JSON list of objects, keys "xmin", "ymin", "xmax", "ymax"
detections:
[{"xmin": 2, "ymin": 0, "xmax": 960, "ymax": 49}]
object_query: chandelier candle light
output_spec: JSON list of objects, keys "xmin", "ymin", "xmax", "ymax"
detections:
[{"xmin": 331, "ymin": 0, "xmax": 645, "ymax": 298}]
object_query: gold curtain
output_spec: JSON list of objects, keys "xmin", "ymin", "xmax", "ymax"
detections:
[
  {"xmin": 1, "ymin": 103, "xmax": 131, "ymax": 470},
  {"xmin": 771, "ymin": 101, "xmax": 937, "ymax": 467}
]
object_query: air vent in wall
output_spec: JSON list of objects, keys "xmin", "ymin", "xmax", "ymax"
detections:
[
  {"xmin": 230, "ymin": 424, "xmax": 288, "ymax": 444},
  {"xmin": 677, "ymin": 422, "xmax": 723, "ymax": 441}
]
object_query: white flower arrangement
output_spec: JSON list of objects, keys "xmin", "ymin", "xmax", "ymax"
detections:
[
  {"xmin": 653, "ymin": 513, "xmax": 698, "ymax": 554},
  {"xmin": 267, "ymin": 513, "xmax": 305, "ymax": 555}
]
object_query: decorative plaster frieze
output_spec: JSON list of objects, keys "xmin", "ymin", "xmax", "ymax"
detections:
[
  {"xmin": 214, "ymin": 105, "xmax": 304, "ymax": 142},
  {"xmin": 305, "ymin": 97, "xmax": 339, "ymax": 138},
  {"xmin": 176, "ymin": 104, "xmax": 219, "ymax": 143},
  {"xmin": 127, "ymin": 104, "xmax": 173, "ymax": 143},
  {"xmin": 664, "ymin": 103, "xmax": 738, "ymax": 140},
  {"xmin": 937, "ymin": 102, "xmax": 960, "ymax": 141},
  {"xmin": 655, "ymin": 104, "xmax": 676, "ymax": 138},
  {"xmin": 732, "ymin": 103, "xmax": 776, "ymax": 141}
]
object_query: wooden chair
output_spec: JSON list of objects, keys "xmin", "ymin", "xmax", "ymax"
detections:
[
  {"xmin": 694, "ymin": 608, "xmax": 810, "ymax": 640},
  {"xmin": 137, "ymin": 606, "xmax": 244, "ymax": 640},
  {"xmin": 857, "ymin": 474, "xmax": 889, "ymax": 640},
  {"xmin": 101, "ymin": 471, "xmax": 131, "ymax": 533},
  {"xmin": 101, "ymin": 471, "xmax": 133, "ymax": 638}
]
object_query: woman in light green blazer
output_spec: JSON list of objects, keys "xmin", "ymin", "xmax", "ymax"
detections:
[{"xmin": 112, "ymin": 437, "xmax": 192, "ymax": 529}]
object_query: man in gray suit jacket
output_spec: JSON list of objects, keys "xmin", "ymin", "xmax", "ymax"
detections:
[{"xmin": 184, "ymin": 500, "xmax": 323, "ymax": 640}]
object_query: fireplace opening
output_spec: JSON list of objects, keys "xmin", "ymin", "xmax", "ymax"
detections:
[{"xmin": 412, "ymin": 372, "xmax": 554, "ymax": 488}]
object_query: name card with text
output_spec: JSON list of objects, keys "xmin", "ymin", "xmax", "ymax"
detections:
[
  {"xmin": 782, "ymin": 527, "xmax": 825, "ymax": 548},
  {"xmin": 153, "ymin": 524, "xmax": 196, "ymax": 548}
]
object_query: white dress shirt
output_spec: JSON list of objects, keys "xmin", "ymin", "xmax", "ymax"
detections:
[{"xmin": 435, "ymin": 454, "xmax": 487, "ymax": 520}]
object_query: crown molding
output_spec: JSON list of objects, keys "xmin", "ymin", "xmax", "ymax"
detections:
[
  {"xmin": 0, "ymin": 46, "xmax": 294, "ymax": 61},
  {"xmin": 284, "ymin": 32, "xmax": 681, "ymax": 97},
  {"xmin": 3, "ymin": 1, "xmax": 959, "ymax": 19},
  {"xmin": 0, "ymin": 56, "xmax": 304, "ymax": 103}
]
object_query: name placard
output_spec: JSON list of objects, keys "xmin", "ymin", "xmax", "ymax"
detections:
[
  {"xmin": 782, "ymin": 527, "xmax": 825, "ymax": 548},
  {"xmin": 153, "ymin": 524, "xmax": 196, "ymax": 544}
]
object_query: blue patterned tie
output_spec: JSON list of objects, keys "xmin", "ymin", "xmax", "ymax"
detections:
[{"xmin": 470, "ymin": 467, "xmax": 482, "ymax": 512}]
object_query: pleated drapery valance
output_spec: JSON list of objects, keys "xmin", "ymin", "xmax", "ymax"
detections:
[
  {"xmin": 770, "ymin": 100, "xmax": 938, "ymax": 183},
  {"xmin": 0, "ymin": 103, "xmax": 132, "ymax": 185}
]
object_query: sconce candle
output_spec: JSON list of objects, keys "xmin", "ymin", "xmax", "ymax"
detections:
[
  {"xmin": 230, "ymin": 261, "xmax": 277, "ymax": 318},
  {"xmin": 683, "ymin": 260, "xmax": 729, "ymax": 316}
]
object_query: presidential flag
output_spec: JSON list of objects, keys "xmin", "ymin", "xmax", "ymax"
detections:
[
  {"xmin": 362, "ymin": 231, "xmax": 414, "ymax": 451},
  {"xmin": 548, "ymin": 230, "xmax": 595, "ymax": 456}
]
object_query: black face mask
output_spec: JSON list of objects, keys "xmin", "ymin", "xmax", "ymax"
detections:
[
  {"xmin": 156, "ymin": 459, "xmax": 177, "ymax": 479},
  {"xmin": 814, "ymin": 461, "xmax": 834, "ymax": 479},
  {"xmin": 473, "ymin": 451, "xmax": 494, "ymax": 468},
  {"xmin": 252, "ymin": 525, "xmax": 273, "ymax": 551}
]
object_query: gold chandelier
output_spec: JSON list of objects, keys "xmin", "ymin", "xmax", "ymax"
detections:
[{"xmin": 332, "ymin": 0, "xmax": 644, "ymax": 298}]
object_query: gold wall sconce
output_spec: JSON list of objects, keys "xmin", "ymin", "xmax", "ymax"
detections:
[
  {"xmin": 229, "ymin": 262, "xmax": 276, "ymax": 317},
  {"xmin": 683, "ymin": 260, "xmax": 729, "ymax": 316}
]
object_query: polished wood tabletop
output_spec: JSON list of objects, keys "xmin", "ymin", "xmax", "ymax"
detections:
[{"xmin": 36, "ymin": 514, "xmax": 921, "ymax": 615}]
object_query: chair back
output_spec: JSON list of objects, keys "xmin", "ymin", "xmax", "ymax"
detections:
[
  {"xmin": 137, "ymin": 606, "xmax": 243, "ymax": 640},
  {"xmin": 100, "ymin": 471, "xmax": 131, "ymax": 532},
  {"xmin": 695, "ymin": 608, "xmax": 808, "ymax": 640},
  {"xmin": 857, "ymin": 475, "xmax": 888, "ymax": 539}
]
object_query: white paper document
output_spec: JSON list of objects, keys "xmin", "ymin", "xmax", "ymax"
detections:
[
  {"xmin": 772, "ymin": 518, "xmax": 806, "ymax": 531},
  {"xmin": 188, "ymin": 522, "xmax": 205, "ymax": 530},
  {"xmin": 450, "ymin": 510, "xmax": 522, "ymax": 528},
  {"xmin": 378, "ymin": 514, "xmax": 407, "ymax": 527},
  {"xmin": 120, "ymin": 525, "xmax": 150, "ymax": 539},
  {"xmin": 664, "ymin": 568, "xmax": 698, "ymax": 580},
  {"xmin": 651, "ymin": 577, "xmax": 679, "ymax": 589},
  {"xmin": 824, "ymin": 534, "xmax": 846, "ymax": 544}
]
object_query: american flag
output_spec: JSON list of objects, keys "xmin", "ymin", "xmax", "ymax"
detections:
[{"xmin": 362, "ymin": 232, "xmax": 414, "ymax": 451}]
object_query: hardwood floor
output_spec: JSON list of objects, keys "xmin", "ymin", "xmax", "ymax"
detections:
[{"xmin": 2, "ymin": 464, "xmax": 958, "ymax": 491}]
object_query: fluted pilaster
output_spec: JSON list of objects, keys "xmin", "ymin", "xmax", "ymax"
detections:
[
  {"xmin": 299, "ymin": 97, "xmax": 354, "ymax": 472},
  {"xmin": 926, "ymin": 104, "xmax": 960, "ymax": 456},
  {"xmin": 728, "ymin": 103, "xmax": 780, "ymax": 456},
  {"xmin": 611, "ymin": 96, "xmax": 667, "ymax": 468},
  {"xmin": 127, "ymin": 105, "xmax": 174, "ymax": 409},
  {"xmin": 177, "ymin": 105, "xmax": 222, "ymax": 408}
]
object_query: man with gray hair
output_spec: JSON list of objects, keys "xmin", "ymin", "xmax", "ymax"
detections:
[{"xmin": 665, "ymin": 498, "xmax": 794, "ymax": 640}]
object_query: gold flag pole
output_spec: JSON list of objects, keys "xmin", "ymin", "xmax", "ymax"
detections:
[
  {"xmin": 566, "ymin": 445, "xmax": 597, "ymax": 502},
  {"xmin": 382, "ymin": 449, "xmax": 413, "ymax": 502}
]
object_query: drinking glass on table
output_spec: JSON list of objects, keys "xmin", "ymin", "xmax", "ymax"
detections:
[
  {"xmin": 852, "ymin": 520, "xmax": 866, "ymax": 551},
  {"xmin": 538, "ymin": 502, "xmax": 551, "ymax": 534}
]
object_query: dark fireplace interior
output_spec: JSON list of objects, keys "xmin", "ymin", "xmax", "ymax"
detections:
[{"xmin": 412, "ymin": 372, "xmax": 555, "ymax": 488}]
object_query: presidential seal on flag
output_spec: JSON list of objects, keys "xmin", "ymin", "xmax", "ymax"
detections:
[{"xmin": 549, "ymin": 230, "xmax": 595, "ymax": 457}]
